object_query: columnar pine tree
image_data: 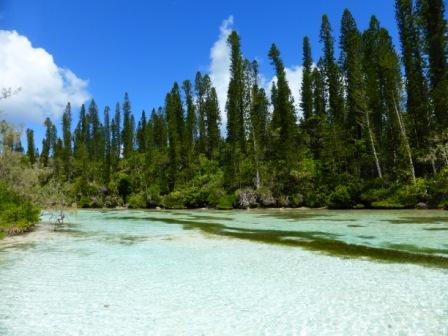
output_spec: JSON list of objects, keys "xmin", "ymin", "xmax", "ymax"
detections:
[
  {"xmin": 226, "ymin": 31, "xmax": 247, "ymax": 159},
  {"xmin": 320, "ymin": 15, "xmax": 347, "ymax": 175},
  {"xmin": 111, "ymin": 103, "xmax": 121, "ymax": 170},
  {"xmin": 269, "ymin": 44, "xmax": 297, "ymax": 159},
  {"xmin": 320, "ymin": 15, "xmax": 344, "ymax": 126},
  {"xmin": 395, "ymin": 0, "xmax": 431, "ymax": 159},
  {"xmin": 268, "ymin": 44, "xmax": 298, "ymax": 194},
  {"xmin": 122, "ymin": 93, "xmax": 134, "ymax": 159},
  {"xmin": 308, "ymin": 59, "xmax": 327, "ymax": 162},
  {"xmin": 73, "ymin": 104, "xmax": 88, "ymax": 160},
  {"xmin": 249, "ymin": 81, "xmax": 269, "ymax": 189},
  {"xmin": 362, "ymin": 16, "xmax": 416, "ymax": 181},
  {"xmin": 340, "ymin": 9, "xmax": 382, "ymax": 178},
  {"xmin": 416, "ymin": 0, "xmax": 448, "ymax": 130},
  {"xmin": 301, "ymin": 36, "xmax": 313, "ymax": 123},
  {"xmin": 165, "ymin": 83, "xmax": 185, "ymax": 190},
  {"xmin": 182, "ymin": 80, "xmax": 197, "ymax": 163},
  {"xmin": 136, "ymin": 110, "xmax": 147, "ymax": 153},
  {"xmin": 103, "ymin": 106, "xmax": 112, "ymax": 184},
  {"xmin": 40, "ymin": 117, "xmax": 57, "ymax": 167},
  {"xmin": 205, "ymin": 86, "xmax": 221, "ymax": 159},
  {"xmin": 195, "ymin": 72, "xmax": 207, "ymax": 154},
  {"xmin": 26, "ymin": 128, "xmax": 36, "ymax": 164},
  {"xmin": 61, "ymin": 102, "xmax": 72, "ymax": 178},
  {"xmin": 226, "ymin": 31, "xmax": 246, "ymax": 149},
  {"xmin": 87, "ymin": 99, "xmax": 103, "ymax": 163}
]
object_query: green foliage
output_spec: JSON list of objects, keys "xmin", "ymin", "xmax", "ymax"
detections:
[
  {"xmin": 361, "ymin": 178, "xmax": 429, "ymax": 209},
  {"xmin": 0, "ymin": 183, "xmax": 40, "ymax": 237},
  {"xmin": 304, "ymin": 187, "xmax": 329, "ymax": 208},
  {"xmin": 161, "ymin": 191, "xmax": 185, "ymax": 209},
  {"xmin": 301, "ymin": 36, "xmax": 313, "ymax": 121},
  {"xmin": 79, "ymin": 195, "xmax": 91, "ymax": 208},
  {"xmin": 128, "ymin": 192, "xmax": 147, "ymax": 209},
  {"xmin": 290, "ymin": 194, "xmax": 304, "ymax": 207},
  {"xmin": 26, "ymin": 128, "xmax": 36, "ymax": 165},
  {"xmin": 216, "ymin": 194, "xmax": 236, "ymax": 210},
  {"xmin": 117, "ymin": 175, "xmax": 133, "ymax": 203},
  {"xmin": 395, "ymin": 0, "xmax": 431, "ymax": 154},
  {"xmin": 428, "ymin": 168, "xmax": 448, "ymax": 208},
  {"xmin": 329, "ymin": 185, "xmax": 354, "ymax": 209},
  {"xmin": 416, "ymin": 0, "xmax": 448, "ymax": 130},
  {"xmin": 183, "ymin": 187, "xmax": 209, "ymax": 208}
]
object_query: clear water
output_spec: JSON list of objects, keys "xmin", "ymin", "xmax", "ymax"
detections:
[{"xmin": 1, "ymin": 209, "xmax": 448, "ymax": 335}]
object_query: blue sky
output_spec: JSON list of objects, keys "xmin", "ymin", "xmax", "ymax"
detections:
[{"xmin": 0, "ymin": 0, "xmax": 399, "ymax": 146}]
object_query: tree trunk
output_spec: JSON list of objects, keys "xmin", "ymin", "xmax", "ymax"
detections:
[
  {"xmin": 252, "ymin": 132, "xmax": 261, "ymax": 189},
  {"xmin": 392, "ymin": 97, "xmax": 416, "ymax": 183},
  {"xmin": 365, "ymin": 111, "xmax": 382, "ymax": 178},
  {"xmin": 431, "ymin": 156, "xmax": 437, "ymax": 175}
]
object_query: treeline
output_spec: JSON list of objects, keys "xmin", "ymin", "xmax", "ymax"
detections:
[{"xmin": 19, "ymin": 1, "xmax": 448, "ymax": 209}]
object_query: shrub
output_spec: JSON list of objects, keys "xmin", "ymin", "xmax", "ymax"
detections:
[
  {"xmin": 117, "ymin": 175, "xmax": 133, "ymax": 203},
  {"xmin": 147, "ymin": 185, "xmax": 161, "ymax": 207},
  {"xmin": 362, "ymin": 178, "xmax": 429, "ymax": 209},
  {"xmin": 183, "ymin": 187, "xmax": 209, "ymax": 208},
  {"xmin": 216, "ymin": 194, "xmax": 235, "ymax": 210},
  {"xmin": 78, "ymin": 196, "xmax": 91, "ymax": 208},
  {"xmin": 304, "ymin": 189, "xmax": 328, "ymax": 208},
  {"xmin": 161, "ymin": 191, "xmax": 185, "ymax": 209},
  {"xmin": 128, "ymin": 192, "xmax": 147, "ymax": 209},
  {"xmin": 0, "ymin": 183, "xmax": 40, "ymax": 237},
  {"xmin": 360, "ymin": 187, "xmax": 390, "ymax": 207},
  {"xmin": 428, "ymin": 169, "xmax": 448, "ymax": 208},
  {"xmin": 207, "ymin": 187, "xmax": 226, "ymax": 207},
  {"xmin": 329, "ymin": 185, "xmax": 353, "ymax": 209},
  {"xmin": 290, "ymin": 193, "xmax": 304, "ymax": 208}
]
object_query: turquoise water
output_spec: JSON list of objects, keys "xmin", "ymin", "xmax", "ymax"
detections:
[{"xmin": 1, "ymin": 209, "xmax": 448, "ymax": 335}]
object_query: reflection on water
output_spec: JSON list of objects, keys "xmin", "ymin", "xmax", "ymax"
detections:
[{"xmin": 0, "ymin": 209, "xmax": 447, "ymax": 335}]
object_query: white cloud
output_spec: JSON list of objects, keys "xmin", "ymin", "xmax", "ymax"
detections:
[
  {"xmin": 0, "ymin": 30, "xmax": 90, "ymax": 124},
  {"xmin": 209, "ymin": 16, "xmax": 233, "ymax": 125},
  {"xmin": 266, "ymin": 65, "xmax": 304, "ymax": 118}
]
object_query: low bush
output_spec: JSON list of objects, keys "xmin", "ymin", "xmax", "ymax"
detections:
[
  {"xmin": 329, "ymin": 185, "xmax": 354, "ymax": 209},
  {"xmin": 128, "ymin": 192, "xmax": 147, "ymax": 209},
  {"xmin": 183, "ymin": 187, "xmax": 209, "ymax": 208},
  {"xmin": 161, "ymin": 191, "xmax": 185, "ymax": 209},
  {"xmin": 290, "ymin": 193, "xmax": 304, "ymax": 207},
  {"xmin": 0, "ymin": 183, "xmax": 40, "ymax": 237},
  {"xmin": 304, "ymin": 188, "xmax": 329, "ymax": 208},
  {"xmin": 361, "ymin": 178, "xmax": 429, "ymax": 209},
  {"xmin": 207, "ymin": 187, "xmax": 226, "ymax": 207},
  {"xmin": 216, "ymin": 194, "xmax": 236, "ymax": 210},
  {"xmin": 78, "ymin": 195, "xmax": 91, "ymax": 208}
]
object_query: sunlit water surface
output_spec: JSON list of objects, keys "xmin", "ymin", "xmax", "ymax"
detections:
[{"xmin": 1, "ymin": 209, "xmax": 448, "ymax": 335}]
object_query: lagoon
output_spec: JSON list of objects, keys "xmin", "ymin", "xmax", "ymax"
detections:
[{"xmin": 1, "ymin": 209, "xmax": 448, "ymax": 335}]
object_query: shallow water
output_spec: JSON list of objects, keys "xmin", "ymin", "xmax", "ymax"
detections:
[{"xmin": 1, "ymin": 209, "xmax": 448, "ymax": 335}]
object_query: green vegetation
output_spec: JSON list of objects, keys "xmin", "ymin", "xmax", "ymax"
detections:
[
  {"xmin": 0, "ymin": 183, "xmax": 40, "ymax": 236},
  {"xmin": 2, "ymin": 0, "xmax": 448, "ymax": 213},
  {"xmin": 0, "ymin": 122, "xmax": 43, "ymax": 238}
]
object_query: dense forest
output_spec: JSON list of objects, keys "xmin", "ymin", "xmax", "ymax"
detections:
[{"xmin": 2, "ymin": 0, "xmax": 448, "ymax": 229}]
